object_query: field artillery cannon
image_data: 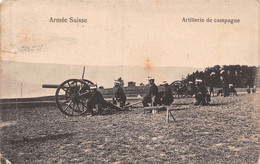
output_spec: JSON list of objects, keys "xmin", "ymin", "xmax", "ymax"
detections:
[
  {"xmin": 42, "ymin": 66, "xmax": 99, "ymax": 116},
  {"xmin": 43, "ymin": 78, "xmax": 95, "ymax": 116},
  {"xmin": 171, "ymin": 80, "xmax": 197, "ymax": 98},
  {"xmin": 171, "ymin": 80, "xmax": 187, "ymax": 97}
]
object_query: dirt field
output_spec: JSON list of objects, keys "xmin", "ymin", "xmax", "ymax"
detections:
[{"xmin": 0, "ymin": 93, "xmax": 259, "ymax": 164}]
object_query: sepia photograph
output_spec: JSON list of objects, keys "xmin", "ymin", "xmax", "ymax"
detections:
[{"xmin": 0, "ymin": 0, "xmax": 259, "ymax": 163}]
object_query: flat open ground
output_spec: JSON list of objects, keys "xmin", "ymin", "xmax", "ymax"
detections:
[{"xmin": 0, "ymin": 93, "xmax": 259, "ymax": 163}]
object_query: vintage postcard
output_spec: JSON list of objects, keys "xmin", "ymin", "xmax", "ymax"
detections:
[{"xmin": 0, "ymin": 0, "xmax": 259, "ymax": 163}]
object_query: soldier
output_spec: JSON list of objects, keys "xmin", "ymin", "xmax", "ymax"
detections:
[
  {"xmin": 246, "ymin": 86, "xmax": 251, "ymax": 94},
  {"xmin": 209, "ymin": 72, "xmax": 216, "ymax": 96},
  {"xmin": 87, "ymin": 85, "xmax": 122, "ymax": 116},
  {"xmin": 220, "ymin": 70, "xmax": 229, "ymax": 97},
  {"xmin": 160, "ymin": 81, "xmax": 174, "ymax": 106},
  {"xmin": 252, "ymin": 86, "xmax": 256, "ymax": 93},
  {"xmin": 114, "ymin": 80, "xmax": 126, "ymax": 107},
  {"xmin": 228, "ymin": 84, "xmax": 238, "ymax": 96},
  {"xmin": 194, "ymin": 79, "xmax": 210, "ymax": 106},
  {"xmin": 142, "ymin": 77, "xmax": 160, "ymax": 107},
  {"xmin": 187, "ymin": 81, "xmax": 195, "ymax": 96}
]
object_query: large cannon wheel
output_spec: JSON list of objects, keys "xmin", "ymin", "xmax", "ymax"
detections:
[
  {"xmin": 55, "ymin": 79, "xmax": 94, "ymax": 116},
  {"xmin": 171, "ymin": 80, "xmax": 187, "ymax": 97}
]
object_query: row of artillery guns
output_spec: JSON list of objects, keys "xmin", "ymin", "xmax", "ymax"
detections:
[{"xmin": 42, "ymin": 70, "xmax": 192, "ymax": 116}]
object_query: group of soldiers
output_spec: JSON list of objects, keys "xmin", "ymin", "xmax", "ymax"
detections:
[
  {"xmin": 213, "ymin": 69, "xmax": 257, "ymax": 97},
  {"xmin": 246, "ymin": 86, "xmax": 257, "ymax": 94},
  {"xmin": 86, "ymin": 76, "xmax": 213, "ymax": 116},
  {"xmin": 86, "ymin": 84, "xmax": 122, "ymax": 116},
  {"xmin": 85, "ymin": 68, "xmax": 257, "ymax": 116},
  {"xmin": 86, "ymin": 80, "xmax": 129, "ymax": 116},
  {"xmin": 142, "ymin": 77, "xmax": 174, "ymax": 107},
  {"xmin": 142, "ymin": 77, "xmax": 212, "ymax": 106}
]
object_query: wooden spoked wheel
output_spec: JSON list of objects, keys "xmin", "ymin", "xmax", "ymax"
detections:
[
  {"xmin": 55, "ymin": 79, "xmax": 94, "ymax": 116},
  {"xmin": 171, "ymin": 80, "xmax": 187, "ymax": 97}
]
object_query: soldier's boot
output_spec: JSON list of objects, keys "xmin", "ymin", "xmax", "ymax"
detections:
[{"xmin": 86, "ymin": 106, "xmax": 96, "ymax": 116}]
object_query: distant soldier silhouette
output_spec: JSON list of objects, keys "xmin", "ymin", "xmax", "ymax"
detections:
[
  {"xmin": 187, "ymin": 81, "xmax": 195, "ymax": 96},
  {"xmin": 114, "ymin": 80, "xmax": 126, "ymax": 107},
  {"xmin": 87, "ymin": 85, "xmax": 122, "ymax": 116},
  {"xmin": 209, "ymin": 72, "xmax": 216, "ymax": 96},
  {"xmin": 246, "ymin": 86, "xmax": 251, "ymax": 94},
  {"xmin": 142, "ymin": 77, "xmax": 160, "ymax": 107},
  {"xmin": 228, "ymin": 84, "xmax": 238, "ymax": 96},
  {"xmin": 194, "ymin": 79, "xmax": 210, "ymax": 106},
  {"xmin": 220, "ymin": 70, "xmax": 229, "ymax": 97},
  {"xmin": 252, "ymin": 86, "xmax": 256, "ymax": 93}
]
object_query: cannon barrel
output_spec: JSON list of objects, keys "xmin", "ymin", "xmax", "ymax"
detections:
[{"xmin": 42, "ymin": 84, "xmax": 60, "ymax": 89}]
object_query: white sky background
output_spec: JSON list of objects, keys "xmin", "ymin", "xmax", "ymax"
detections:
[{"xmin": 1, "ymin": 0, "xmax": 259, "ymax": 68}]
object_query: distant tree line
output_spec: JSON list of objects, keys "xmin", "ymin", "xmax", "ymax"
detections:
[{"xmin": 185, "ymin": 65, "xmax": 259, "ymax": 88}]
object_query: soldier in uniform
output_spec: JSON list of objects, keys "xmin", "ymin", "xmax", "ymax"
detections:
[
  {"xmin": 114, "ymin": 80, "xmax": 126, "ymax": 107},
  {"xmin": 87, "ymin": 85, "xmax": 122, "ymax": 116},
  {"xmin": 246, "ymin": 86, "xmax": 251, "ymax": 94},
  {"xmin": 187, "ymin": 81, "xmax": 195, "ymax": 96},
  {"xmin": 194, "ymin": 79, "xmax": 210, "ymax": 106},
  {"xmin": 220, "ymin": 69, "xmax": 229, "ymax": 97},
  {"xmin": 142, "ymin": 77, "xmax": 160, "ymax": 107},
  {"xmin": 209, "ymin": 72, "xmax": 216, "ymax": 96},
  {"xmin": 252, "ymin": 86, "xmax": 256, "ymax": 93},
  {"xmin": 228, "ymin": 84, "xmax": 238, "ymax": 96},
  {"xmin": 159, "ymin": 81, "xmax": 174, "ymax": 106}
]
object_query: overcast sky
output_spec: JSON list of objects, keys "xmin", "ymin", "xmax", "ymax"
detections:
[{"xmin": 1, "ymin": 0, "xmax": 259, "ymax": 68}]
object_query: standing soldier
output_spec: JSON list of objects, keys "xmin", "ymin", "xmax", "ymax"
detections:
[
  {"xmin": 194, "ymin": 79, "xmax": 210, "ymax": 106},
  {"xmin": 160, "ymin": 81, "xmax": 174, "ymax": 106},
  {"xmin": 187, "ymin": 81, "xmax": 196, "ymax": 96},
  {"xmin": 142, "ymin": 77, "xmax": 160, "ymax": 107},
  {"xmin": 209, "ymin": 72, "xmax": 216, "ymax": 96},
  {"xmin": 114, "ymin": 80, "xmax": 126, "ymax": 107},
  {"xmin": 220, "ymin": 69, "xmax": 229, "ymax": 97}
]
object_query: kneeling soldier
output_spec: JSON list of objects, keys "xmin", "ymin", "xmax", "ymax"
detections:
[
  {"xmin": 159, "ymin": 81, "xmax": 174, "ymax": 106},
  {"xmin": 246, "ymin": 86, "xmax": 251, "ymax": 94},
  {"xmin": 252, "ymin": 86, "xmax": 256, "ymax": 93},
  {"xmin": 228, "ymin": 84, "xmax": 238, "ymax": 96},
  {"xmin": 142, "ymin": 77, "xmax": 160, "ymax": 107},
  {"xmin": 87, "ymin": 85, "xmax": 122, "ymax": 116},
  {"xmin": 114, "ymin": 80, "xmax": 126, "ymax": 107},
  {"xmin": 194, "ymin": 79, "xmax": 210, "ymax": 106}
]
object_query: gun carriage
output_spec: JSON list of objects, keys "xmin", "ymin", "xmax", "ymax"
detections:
[
  {"xmin": 171, "ymin": 80, "xmax": 188, "ymax": 97},
  {"xmin": 43, "ymin": 78, "xmax": 95, "ymax": 116}
]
